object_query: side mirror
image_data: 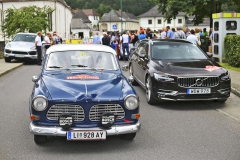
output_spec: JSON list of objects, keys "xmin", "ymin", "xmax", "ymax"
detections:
[
  {"xmin": 139, "ymin": 52, "xmax": 146, "ymax": 58},
  {"xmin": 122, "ymin": 65, "xmax": 129, "ymax": 71},
  {"xmin": 206, "ymin": 52, "xmax": 213, "ymax": 58},
  {"xmin": 32, "ymin": 76, "xmax": 38, "ymax": 82},
  {"xmin": 128, "ymin": 75, "xmax": 134, "ymax": 83}
]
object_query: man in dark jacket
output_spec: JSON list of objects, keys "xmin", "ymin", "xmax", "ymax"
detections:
[{"xmin": 102, "ymin": 32, "xmax": 110, "ymax": 46}]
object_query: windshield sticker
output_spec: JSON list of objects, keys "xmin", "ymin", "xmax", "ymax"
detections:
[
  {"xmin": 205, "ymin": 65, "xmax": 222, "ymax": 72},
  {"xmin": 79, "ymin": 52, "xmax": 87, "ymax": 56},
  {"xmin": 67, "ymin": 74, "xmax": 100, "ymax": 80}
]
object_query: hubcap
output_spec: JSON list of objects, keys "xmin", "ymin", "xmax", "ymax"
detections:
[{"xmin": 146, "ymin": 78, "xmax": 151, "ymax": 101}]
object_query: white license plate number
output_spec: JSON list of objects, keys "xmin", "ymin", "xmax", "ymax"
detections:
[
  {"xmin": 187, "ymin": 88, "xmax": 211, "ymax": 94},
  {"xmin": 14, "ymin": 54, "xmax": 25, "ymax": 57},
  {"xmin": 67, "ymin": 131, "xmax": 106, "ymax": 140}
]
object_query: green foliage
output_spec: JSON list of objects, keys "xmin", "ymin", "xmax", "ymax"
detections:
[
  {"xmin": 219, "ymin": 63, "xmax": 240, "ymax": 72},
  {"xmin": 2, "ymin": 6, "xmax": 54, "ymax": 37},
  {"xmin": 224, "ymin": 35, "xmax": 240, "ymax": 67},
  {"xmin": 64, "ymin": 0, "xmax": 155, "ymax": 16}
]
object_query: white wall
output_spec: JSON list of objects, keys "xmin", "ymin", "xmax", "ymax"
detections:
[
  {"xmin": 71, "ymin": 29, "xmax": 90, "ymax": 39},
  {"xmin": 0, "ymin": 1, "xmax": 72, "ymax": 41},
  {"xmin": 88, "ymin": 15, "xmax": 99, "ymax": 27}
]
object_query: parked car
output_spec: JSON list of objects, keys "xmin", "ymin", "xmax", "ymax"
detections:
[
  {"xmin": 126, "ymin": 39, "xmax": 231, "ymax": 104},
  {"xmin": 29, "ymin": 44, "xmax": 140, "ymax": 144},
  {"xmin": 4, "ymin": 33, "xmax": 37, "ymax": 62}
]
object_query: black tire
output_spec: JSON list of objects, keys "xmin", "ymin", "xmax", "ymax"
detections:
[
  {"xmin": 129, "ymin": 64, "xmax": 139, "ymax": 86},
  {"xmin": 120, "ymin": 133, "xmax": 136, "ymax": 140},
  {"xmin": 4, "ymin": 57, "xmax": 11, "ymax": 63},
  {"xmin": 145, "ymin": 76, "xmax": 158, "ymax": 105},
  {"xmin": 34, "ymin": 135, "xmax": 47, "ymax": 144}
]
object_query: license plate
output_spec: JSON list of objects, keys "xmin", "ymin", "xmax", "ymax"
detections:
[
  {"xmin": 67, "ymin": 131, "xmax": 106, "ymax": 140},
  {"xmin": 14, "ymin": 54, "xmax": 25, "ymax": 57},
  {"xmin": 187, "ymin": 88, "xmax": 211, "ymax": 94}
]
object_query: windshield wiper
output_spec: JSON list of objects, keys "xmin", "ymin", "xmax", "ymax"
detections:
[
  {"xmin": 71, "ymin": 64, "xmax": 88, "ymax": 67},
  {"xmin": 48, "ymin": 66, "xmax": 63, "ymax": 68}
]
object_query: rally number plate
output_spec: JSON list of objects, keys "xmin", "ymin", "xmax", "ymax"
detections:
[
  {"xmin": 187, "ymin": 88, "xmax": 211, "ymax": 94},
  {"xmin": 67, "ymin": 131, "xmax": 106, "ymax": 140}
]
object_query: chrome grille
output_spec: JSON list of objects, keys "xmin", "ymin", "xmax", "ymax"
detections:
[
  {"xmin": 177, "ymin": 77, "xmax": 219, "ymax": 87},
  {"xmin": 46, "ymin": 104, "xmax": 85, "ymax": 121},
  {"xmin": 89, "ymin": 104, "xmax": 125, "ymax": 121}
]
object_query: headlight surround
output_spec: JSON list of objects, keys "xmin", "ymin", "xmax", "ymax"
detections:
[
  {"xmin": 153, "ymin": 73, "xmax": 174, "ymax": 82},
  {"xmin": 124, "ymin": 94, "xmax": 139, "ymax": 110},
  {"xmin": 5, "ymin": 43, "xmax": 11, "ymax": 49},
  {"xmin": 32, "ymin": 96, "xmax": 48, "ymax": 111},
  {"xmin": 220, "ymin": 72, "xmax": 230, "ymax": 81}
]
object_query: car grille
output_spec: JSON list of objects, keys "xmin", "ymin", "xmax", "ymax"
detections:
[
  {"xmin": 46, "ymin": 104, "xmax": 85, "ymax": 122},
  {"xmin": 12, "ymin": 51, "xmax": 28, "ymax": 55},
  {"xmin": 89, "ymin": 104, "xmax": 125, "ymax": 121},
  {"xmin": 29, "ymin": 51, "xmax": 36, "ymax": 55},
  {"xmin": 177, "ymin": 77, "xmax": 219, "ymax": 87}
]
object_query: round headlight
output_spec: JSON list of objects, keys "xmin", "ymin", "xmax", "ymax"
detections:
[
  {"xmin": 124, "ymin": 95, "xmax": 139, "ymax": 110},
  {"xmin": 32, "ymin": 96, "xmax": 48, "ymax": 111}
]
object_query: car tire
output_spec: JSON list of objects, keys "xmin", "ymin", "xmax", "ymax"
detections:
[
  {"xmin": 146, "ymin": 76, "xmax": 158, "ymax": 105},
  {"xmin": 34, "ymin": 135, "xmax": 47, "ymax": 144},
  {"xmin": 4, "ymin": 57, "xmax": 11, "ymax": 63},
  {"xmin": 129, "ymin": 65, "xmax": 139, "ymax": 86},
  {"xmin": 120, "ymin": 133, "xmax": 136, "ymax": 140}
]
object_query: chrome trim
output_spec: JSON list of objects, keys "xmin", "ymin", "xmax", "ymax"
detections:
[
  {"xmin": 29, "ymin": 121, "xmax": 141, "ymax": 136},
  {"xmin": 46, "ymin": 104, "xmax": 85, "ymax": 122},
  {"xmin": 32, "ymin": 95, "xmax": 48, "ymax": 111},
  {"xmin": 177, "ymin": 76, "xmax": 219, "ymax": 88},
  {"xmin": 158, "ymin": 97, "xmax": 227, "ymax": 101},
  {"xmin": 32, "ymin": 76, "xmax": 38, "ymax": 82},
  {"xmin": 89, "ymin": 104, "xmax": 125, "ymax": 121},
  {"xmin": 157, "ymin": 89, "xmax": 178, "ymax": 96},
  {"xmin": 124, "ymin": 94, "xmax": 139, "ymax": 110}
]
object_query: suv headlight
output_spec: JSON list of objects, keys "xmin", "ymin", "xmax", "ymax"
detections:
[
  {"xmin": 5, "ymin": 44, "xmax": 11, "ymax": 49},
  {"xmin": 124, "ymin": 95, "xmax": 139, "ymax": 110},
  {"xmin": 153, "ymin": 73, "xmax": 174, "ymax": 82},
  {"xmin": 32, "ymin": 96, "xmax": 48, "ymax": 111},
  {"xmin": 220, "ymin": 72, "xmax": 230, "ymax": 81}
]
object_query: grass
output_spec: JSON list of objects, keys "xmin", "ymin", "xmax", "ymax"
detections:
[{"xmin": 219, "ymin": 62, "xmax": 240, "ymax": 72}]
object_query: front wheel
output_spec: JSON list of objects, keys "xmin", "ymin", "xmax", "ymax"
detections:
[
  {"xmin": 120, "ymin": 133, "xmax": 136, "ymax": 140},
  {"xmin": 145, "ymin": 76, "xmax": 158, "ymax": 105},
  {"xmin": 34, "ymin": 135, "xmax": 47, "ymax": 144}
]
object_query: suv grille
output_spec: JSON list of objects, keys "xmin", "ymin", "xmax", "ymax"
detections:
[
  {"xmin": 46, "ymin": 104, "xmax": 85, "ymax": 121},
  {"xmin": 89, "ymin": 104, "xmax": 125, "ymax": 121},
  {"xmin": 12, "ymin": 51, "xmax": 28, "ymax": 55},
  {"xmin": 177, "ymin": 77, "xmax": 219, "ymax": 87}
]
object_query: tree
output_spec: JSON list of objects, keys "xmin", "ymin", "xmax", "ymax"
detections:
[
  {"xmin": 150, "ymin": 0, "xmax": 240, "ymax": 28},
  {"xmin": 2, "ymin": 5, "xmax": 54, "ymax": 37}
]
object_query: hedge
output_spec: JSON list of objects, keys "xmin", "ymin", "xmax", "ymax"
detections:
[{"xmin": 224, "ymin": 35, "xmax": 240, "ymax": 67}]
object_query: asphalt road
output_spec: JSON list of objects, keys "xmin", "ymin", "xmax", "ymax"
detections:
[{"xmin": 1, "ymin": 61, "xmax": 240, "ymax": 160}]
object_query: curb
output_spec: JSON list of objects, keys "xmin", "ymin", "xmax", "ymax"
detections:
[
  {"xmin": 0, "ymin": 63, "xmax": 24, "ymax": 78},
  {"xmin": 231, "ymin": 87, "xmax": 240, "ymax": 98}
]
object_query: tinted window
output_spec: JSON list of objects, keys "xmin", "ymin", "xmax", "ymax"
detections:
[
  {"xmin": 214, "ymin": 22, "xmax": 219, "ymax": 31},
  {"xmin": 46, "ymin": 51, "xmax": 118, "ymax": 70},
  {"xmin": 13, "ymin": 34, "xmax": 36, "ymax": 42},
  {"xmin": 151, "ymin": 43, "xmax": 207, "ymax": 60},
  {"xmin": 214, "ymin": 33, "xmax": 219, "ymax": 43},
  {"xmin": 214, "ymin": 45, "xmax": 218, "ymax": 55},
  {"xmin": 226, "ymin": 21, "xmax": 237, "ymax": 30}
]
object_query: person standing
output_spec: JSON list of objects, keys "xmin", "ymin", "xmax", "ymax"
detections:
[
  {"xmin": 184, "ymin": 28, "xmax": 190, "ymax": 38},
  {"xmin": 187, "ymin": 29, "xmax": 198, "ymax": 45},
  {"xmin": 93, "ymin": 32, "xmax": 100, "ymax": 44},
  {"xmin": 52, "ymin": 31, "xmax": 60, "ymax": 45},
  {"xmin": 138, "ymin": 29, "xmax": 146, "ymax": 40},
  {"xmin": 165, "ymin": 26, "xmax": 174, "ymax": 39},
  {"xmin": 131, "ymin": 30, "xmax": 139, "ymax": 46},
  {"xmin": 120, "ymin": 31, "xmax": 130, "ymax": 62},
  {"xmin": 161, "ymin": 28, "xmax": 167, "ymax": 39},
  {"xmin": 102, "ymin": 32, "xmax": 110, "ymax": 46},
  {"xmin": 35, "ymin": 32, "xmax": 42, "ymax": 65},
  {"xmin": 174, "ymin": 26, "xmax": 186, "ymax": 39}
]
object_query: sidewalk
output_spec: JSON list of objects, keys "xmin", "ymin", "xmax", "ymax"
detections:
[
  {"xmin": 0, "ymin": 59, "xmax": 23, "ymax": 77},
  {"xmin": 228, "ymin": 70, "xmax": 240, "ymax": 98}
]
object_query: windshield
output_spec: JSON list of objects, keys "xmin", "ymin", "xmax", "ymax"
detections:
[
  {"xmin": 46, "ymin": 50, "xmax": 118, "ymax": 70},
  {"xmin": 151, "ymin": 43, "xmax": 207, "ymax": 60},
  {"xmin": 13, "ymin": 34, "xmax": 36, "ymax": 42}
]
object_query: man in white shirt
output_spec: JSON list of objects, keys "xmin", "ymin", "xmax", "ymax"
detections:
[
  {"xmin": 120, "ymin": 31, "xmax": 130, "ymax": 62},
  {"xmin": 161, "ymin": 28, "xmax": 167, "ymax": 39},
  {"xmin": 35, "ymin": 31, "xmax": 42, "ymax": 65}
]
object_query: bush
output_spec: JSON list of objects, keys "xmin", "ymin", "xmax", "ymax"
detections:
[{"xmin": 224, "ymin": 35, "xmax": 240, "ymax": 67}]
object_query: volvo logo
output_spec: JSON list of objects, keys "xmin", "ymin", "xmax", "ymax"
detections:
[{"xmin": 196, "ymin": 79, "xmax": 203, "ymax": 86}]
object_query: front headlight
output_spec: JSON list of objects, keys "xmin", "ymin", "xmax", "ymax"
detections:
[
  {"xmin": 220, "ymin": 72, "xmax": 230, "ymax": 81},
  {"xmin": 124, "ymin": 95, "xmax": 139, "ymax": 110},
  {"xmin": 153, "ymin": 73, "xmax": 174, "ymax": 82},
  {"xmin": 32, "ymin": 96, "xmax": 48, "ymax": 111},
  {"xmin": 5, "ymin": 43, "xmax": 11, "ymax": 49}
]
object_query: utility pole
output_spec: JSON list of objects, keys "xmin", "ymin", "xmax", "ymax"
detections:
[{"xmin": 120, "ymin": 0, "xmax": 122, "ymax": 33}]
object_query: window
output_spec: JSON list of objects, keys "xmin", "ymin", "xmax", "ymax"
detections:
[
  {"xmin": 178, "ymin": 19, "xmax": 182, "ymax": 24},
  {"xmin": 214, "ymin": 45, "xmax": 218, "ymax": 55},
  {"xmin": 148, "ymin": 19, "xmax": 152, "ymax": 25},
  {"xmin": 226, "ymin": 21, "xmax": 237, "ymax": 30},
  {"xmin": 214, "ymin": 33, "xmax": 219, "ymax": 43},
  {"xmin": 157, "ymin": 19, "xmax": 162, "ymax": 24},
  {"xmin": 167, "ymin": 19, "xmax": 171, "ymax": 24},
  {"xmin": 214, "ymin": 21, "xmax": 219, "ymax": 31}
]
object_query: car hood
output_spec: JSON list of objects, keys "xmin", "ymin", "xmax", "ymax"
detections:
[
  {"xmin": 153, "ymin": 59, "xmax": 226, "ymax": 76},
  {"xmin": 8, "ymin": 41, "xmax": 34, "ymax": 51},
  {"xmin": 42, "ymin": 72, "xmax": 123, "ymax": 102}
]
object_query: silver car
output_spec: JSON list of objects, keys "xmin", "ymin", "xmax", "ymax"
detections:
[{"xmin": 4, "ymin": 33, "xmax": 37, "ymax": 62}]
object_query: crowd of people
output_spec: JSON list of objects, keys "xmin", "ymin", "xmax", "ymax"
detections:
[{"xmin": 92, "ymin": 26, "xmax": 214, "ymax": 61}]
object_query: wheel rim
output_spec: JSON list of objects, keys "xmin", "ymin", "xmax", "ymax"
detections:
[{"xmin": 146, "ymin": 78, "xmax": 151, "ymax": 101}]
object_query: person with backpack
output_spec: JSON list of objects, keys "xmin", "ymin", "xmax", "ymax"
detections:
[{"xmin": 174, "ymin": 26, "xmax": 186, "ymax": 39}]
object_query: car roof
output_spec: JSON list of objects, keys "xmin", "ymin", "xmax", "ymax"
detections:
[
  {"xmin": 16, "ymin": 32, "xmax": 37, "ymax": 35},
  {"xmin": 46, "ymin": 44, "xmax": 117, "ymax": 55},
  {"xmin": 141, "ymin": 39, "xmax": 193, "ymax": 44}
]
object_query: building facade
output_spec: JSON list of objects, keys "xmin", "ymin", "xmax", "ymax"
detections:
[
  {"xmin": 82, "ymin": 9, "xmax": 100, "ymax": 29},
  {"xmin": 0, "ymin": 0, "xmax": 73, "ymax": 41}
]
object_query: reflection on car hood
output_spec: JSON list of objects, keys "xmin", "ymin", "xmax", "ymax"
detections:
[
  {"xmin": 42, "ymin": 72, "xmax": 123, "ymax": 102},
  {"xmin": 153, "ymin": 59, "xmax": 226, "ymax": 76},
  {"xmin": 8, "ymin": 41, "xmax": 34, "ymax": 50}
]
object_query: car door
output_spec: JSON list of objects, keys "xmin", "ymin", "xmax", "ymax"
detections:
[{"xmin": 137, "ymin": 43, "xmax": 149, "ymax": 84}]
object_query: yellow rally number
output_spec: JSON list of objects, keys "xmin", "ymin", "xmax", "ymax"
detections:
[{"xmin": 79, "ymin": 52, "xmax": 87, "ymax": 56}]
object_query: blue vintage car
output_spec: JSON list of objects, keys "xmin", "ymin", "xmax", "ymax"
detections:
[{"xmin": 29, "ymin": 44, "xmax": 141, "ymax": 144}]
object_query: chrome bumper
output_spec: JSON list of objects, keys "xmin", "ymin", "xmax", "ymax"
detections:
[
  {"xmin": 4, "ymin": 53, "xmax": 37, "ymax": 59},
  {"xmin": 30, "ymin": 121, "xmax": 141, "ymax": 136}
]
